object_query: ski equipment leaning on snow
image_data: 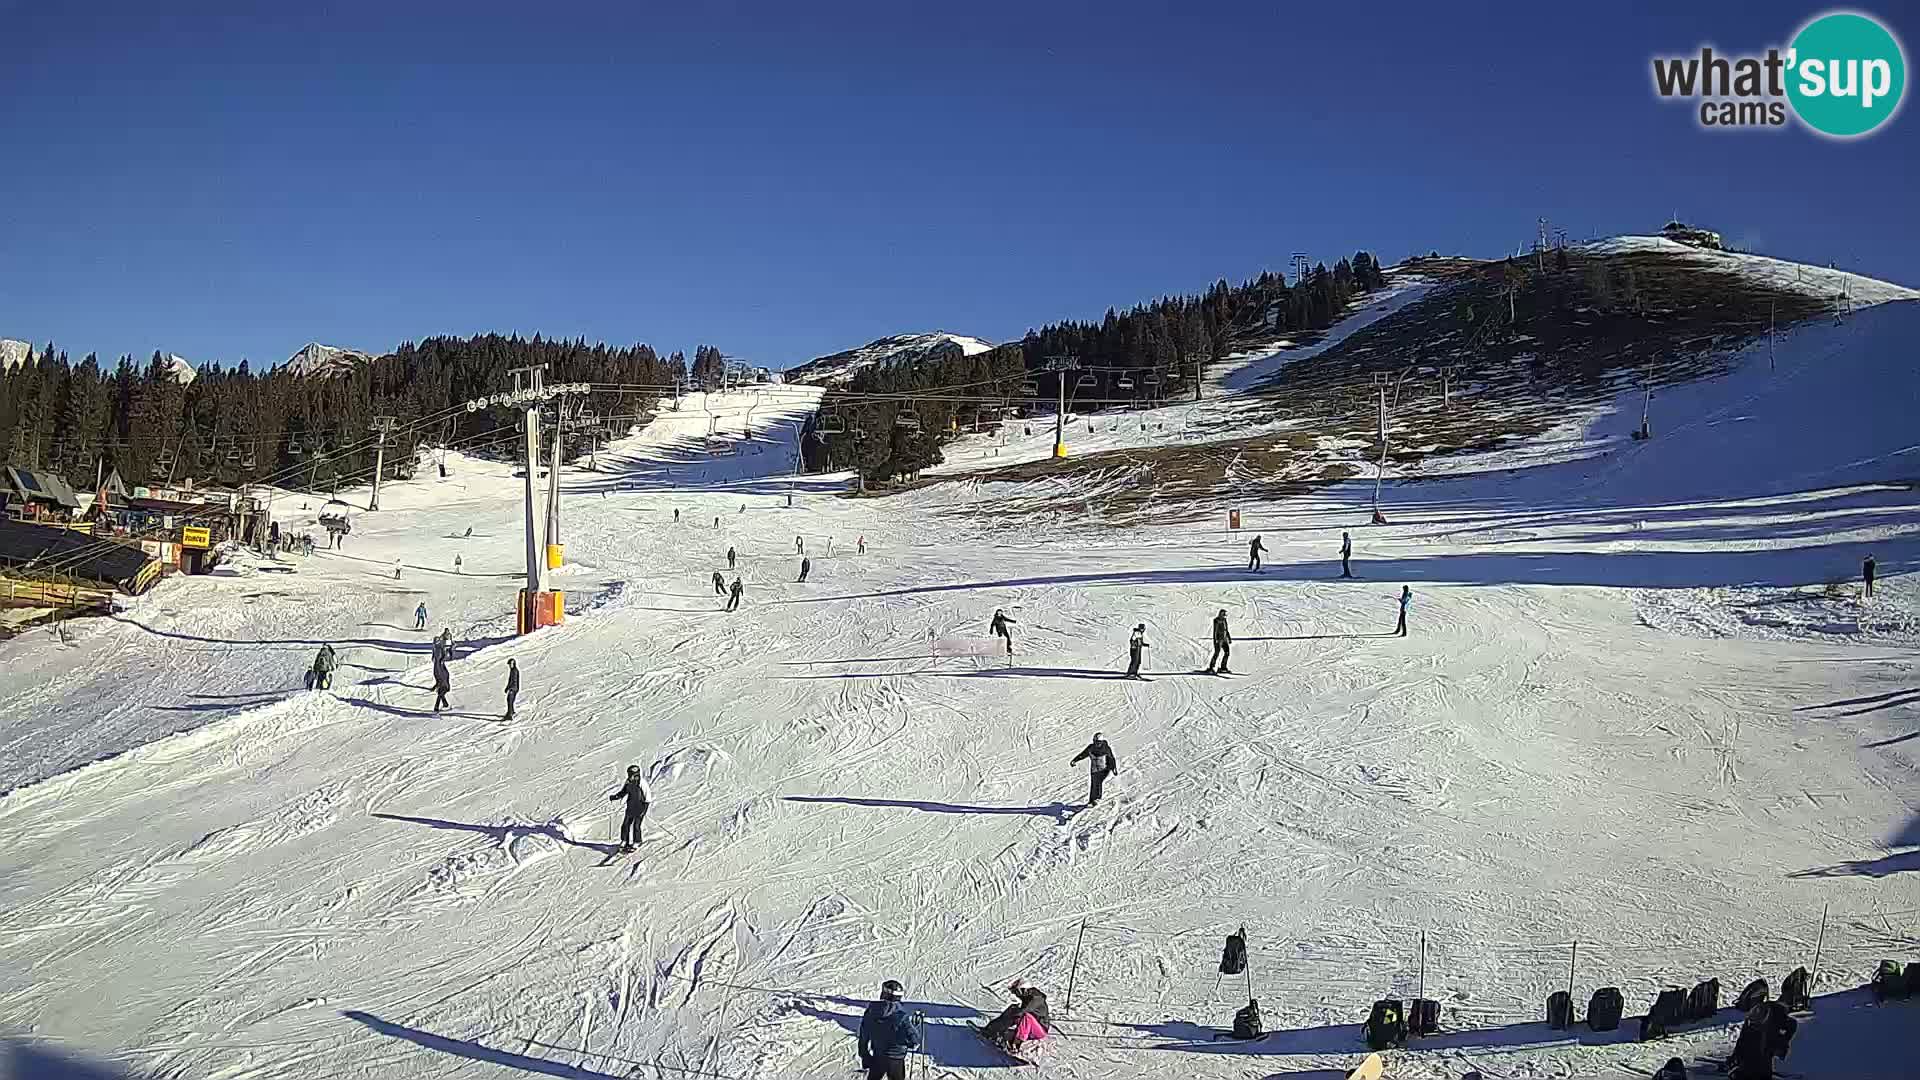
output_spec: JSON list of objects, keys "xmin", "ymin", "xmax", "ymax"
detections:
[{"xmin": 609, "ymin": 765, "xmax": 653, "ymax": 853}]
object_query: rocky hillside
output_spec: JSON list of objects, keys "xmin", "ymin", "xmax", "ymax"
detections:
[{"xmin": 785, "ymin": 331, "xmax": 993, "ymax": 386}]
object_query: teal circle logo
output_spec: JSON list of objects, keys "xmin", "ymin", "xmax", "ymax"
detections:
[{"xmin": 1787, "ymin": 11, "xmax": 1906, "ymax": 137}]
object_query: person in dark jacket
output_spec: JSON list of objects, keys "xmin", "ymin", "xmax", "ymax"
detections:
[
  {"xmin": 503, "ymin": 658, "xmax": 520, "ymax": 722},
  {"xmin": 858, "ymin": 979, "xmax": 921, "ymax": 1080},
  {"xmin": 311, "ymin": 644, "xmax": 337, "ymax": 690},
  {"xmin": 799, "ymin": 557, "xmax": 810, "ymax": 582},
  {"xmin": 432, "ymin": 657, "xmax": 451, "ymax": 713},
  {"xmin": 990, "ymin": 609, "xmax": 1016, "ymax": 658},
  {"xmin": 1125, "ymin": 624, "xmax": 1148, "ymax": 678},
  {"xmin": 712, "ymin": 570, "xmax": 726, "ymax": 596},
  {"xmin": 727, "ymin": 546, "xmax": 736, "ymax": 570},
  {"xmin": 1206, "ymin": 608, "xmax": 1232, "ymax": 674},
  {"xmin": 726, "ymin": 577, "xmax": 743, "ymax": 612},
  {"xmin": 1247, "ymin": 535, "xmax": 1265, "ymax": 572},
  {"xmin": 1863, "ymin": 552, "xmax": 1876, "ymax": 598},
  {"xmin": 1396, "ymin": 585, "xmax": 1412, "ymax": 637},
  {"xmin": 1727, "ymin": 1000, "xmax": 1796, "ymax": 1079},
  {"xmin": 1071, "ymin": 733, "xmax": 1118, "ymax": 806},
  {"xmin": 980, "ymin": 980, "xmax": 1050, "ymax": 1047},
  {"xmin": 1340, "ymin": 531, "xmax": 1354, "ymax": 578},
  {"xmin": 608, "ymin": 764, "xmax": 653, "ymax": 853}
]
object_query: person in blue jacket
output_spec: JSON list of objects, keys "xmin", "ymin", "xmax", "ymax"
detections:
[
  {"xmin": 1396, "ymin": 585, "xmax": 1412, "ymax": 637},
  {"xmin": 859, "ymin": 979, "xmax": 921, "ymax": 1080}
]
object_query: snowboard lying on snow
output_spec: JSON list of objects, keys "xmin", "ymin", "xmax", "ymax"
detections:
[{"xmin": 1346, "ymin": 1052, "xmax": 1385, "ymax": 1080}]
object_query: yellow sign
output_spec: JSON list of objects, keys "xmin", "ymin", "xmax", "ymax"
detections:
[{"xmin": 181, "ymin": 525, "xmax": 211, "ymax": 549}]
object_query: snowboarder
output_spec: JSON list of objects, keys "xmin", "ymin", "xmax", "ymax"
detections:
[
  {"xmin": 1340, "ymin": 531, "xmax": 1353, "ymax": 578},
  {"xmin": 310, "ymin": 644, "xmax": 337, "ymax": 690},
  {"xmin": 1248, "ymin": 535, "xmax": 1265, "ymax": 572},
  {"xmin": 727, "ymin": 546, "xmax": 736, "ymax": 570},
  {"xmin": 608, "ymin": 764, "xmax": 653, "ymax": 853},
  {"xmin": 713, "ymin": 570, "xmax": 727, "ymax": 596},
  {"xmin": 1207, "ymin": 608, "xmax": 1232, "ymax": 674},
  {"xmin": 464, "ymin": 526, "xmax": 473, "ymax": 538},
  {"xmin": 1726, "ymin": 999, "xmax": 1797, "ymax": 1079},
  {"xmin": 414, "ymin": 602, "xmax": 428, "ymax": 630},
  {"xmin": 1071, "ymin": 733, "xmax": 1118, "ymax": 806},
  {"xmin": 798, "ymin": 557, "xmax": 811, "ymax": 582},
  {"xmin": 1863, "ymin": 552, "xmax": 1876, "ymax": 598},
  {"xmin": 858, "ymin": 979, "xmax": 921, "ymax": 1080},
  {"xmin": 857, "ymin": 535, "xmax": 866, "ymax": 555},
  {"xmin": 726, "ymin": 577, "xmax": 743, "ymax": 612},
  {"xmin": 1396, "ymin": 585, "xmax": 1412, "ymax": 637},
  {"xmin": 453, "ymin": 553, "xmax": 462, "ymax": 574},
  {"xmin": 989, "ymin": 608, "xmax": 1016, "ymax": 658},
  {"xmin": 1125, "ymin": 623, "xmax": 1148, "ymax": 678},
  {"xmin": 503, "ymin": 658, "xmax": 520, "ymax": 722},
  {"xmin": 431, "ymin": 656, "xmax": 451, "ymax": 713},
  {"xmin": 980, "ymin": 980, "xmax": 1051, "ymax": 1053}
]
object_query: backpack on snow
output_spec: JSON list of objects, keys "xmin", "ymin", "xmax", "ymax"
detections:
[
  {"xmin": 1546, "ymin": 990, "xmax": 1573, "ymax": 1029},
  {"xmin": 1651, "ymin": 1056, "xmax": 1689, "ymax": 1080},
  {"xmin": 1232, "ymin": 1000, "xmax": 1263, "ymax": 1039},
  {"xmin": 1219, "ymin": 930, "xmax": 1248, "ymax": 976},
  {"xmin": 1408, "ymin": 997, "xmax": 1439, "ymax": 1036},
  {"xmin": 1586, "ymin": 987, "xmax": 1624, "ymax": 1031},
  {"xmin": 1779, "ymin": 966, "xmax": 1811, "ymax": 1011},
  {"xmin": 1641, "ymin": 988, "xmax": 1688, "ymax": 1041},
  {"xmin": 1871, "ymin": 960, "xmax": 1907, "ymax": 1000},
  {"xmin": 1685, "ymin": 978, "xmax": 1719, "ymax": 1021},
  {"xmin": 1363, "ymin": 998, "xmax": 1406, "ymax": 1050},
  {"xmin": 1732, "ymin": 978, "xmax": 1768, "ymax": 1013}
]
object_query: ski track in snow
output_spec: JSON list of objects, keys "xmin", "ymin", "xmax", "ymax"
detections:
[{"xmin": 1, "ymin": 298, "xmax": 1918, "ymax": 1079}]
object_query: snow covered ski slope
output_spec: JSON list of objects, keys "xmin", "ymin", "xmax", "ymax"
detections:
[{"xmin": 2, "ymin": 293, "xmax": 1918, "ymax": 1080}]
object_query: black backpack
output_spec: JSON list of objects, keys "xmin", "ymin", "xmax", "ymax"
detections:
[
  {"xmin": 1587, "ymin": 987, "xmax": 1624, "ymax": 1031},
  {"xmin": 1871, "ymin": 960, "xmax": 1906, "ymax": 1000},
  {"xmin": 1685, "ymin": 978, "xmax": 1719, "ymax": 1021},
  {"xmin": 1779, "ymin": 966, "xmax": 1811, "ymax": 1011},
  {"xmin": 1232, "ymin": 1000, "xmax": 1263, "ymax": 1039},
  {"xmin": 1219, "ymin": 930, "xmax": 1248, "ymax": 976},
  {"xmin": 1363, "ymin": 999, "xmax": 1406, "ymax": 1050},
  {"xmin": 1546, "ymin": 990, "xmax": 1573, "ymax": 1029},
  {"xmin": 1641, "ymin": 988, "xmax": 1688, "ymax": 1041},
  {"xmin": 1731, "ymin": 978, "xmax": 1767, "ymax": 1013},
  {"xmin": 1408, "ymin": 997, "xmax": 1439, "ymax": 1036},
  {"xmin": 1651, "ymin": 1056, "xmax": 1689, "ymax": 1080}
]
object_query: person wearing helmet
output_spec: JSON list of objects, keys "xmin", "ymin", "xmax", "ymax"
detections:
[
  {"xmin": 1125, "ymin": 623, "xmax": 1148, "ymax": 678},
  {"xmin": 1070, "ymin": 733, "xmax": 1118, "ymax": 807},
  {"xmin": 608, "ymin": 765, "xmax": 654, "ymax": 854},
  {"xmin": 858, "ymin": 979, "xmax": 920, "ymax": 1080},
  {"xmin": 1206, "ymin": 608, "xmax": 1232, "ymax": 675}
]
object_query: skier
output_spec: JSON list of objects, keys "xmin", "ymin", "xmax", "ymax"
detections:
[
  {"xmin": 1863, "ymin": 552, "xmax": 1876, "ymax": 599},
  {"xmin": 857, "ymin": 535, "xmax": 866, "ymax": 555},
  {"xmin": 414, "ymin": 602, "xmax": 428, "ymax": 630},
  {"xmin": 1340, "ymin": 531, "xmax": 1353, "ymax": 578},
  {"xmin": 796, "ymin": 535, "xmax": 804, "ymax": 555},
  {"xmin": 1396, "ymin": 585, "xmax": 1412, "ymax": 637},
  {"xmin": 394, "ymin": 559, "xmax": 402, "ymax": 580},
  {"xmin": 435, "ymin": 628, "xmax": 454, "ymax": 663},
  {"xmin": 727, "ymin": 546, "xmax": 736, "ymax": 570},
  {"xmin": 1071, "ymin": 732, "xmax": 1118, "ymax": 806},
  {"xmin": 979, "ymin": 980, "xmax": 1051, "ymax": 1053},
  {"xmin": 431, "ymin": 657, "xmax": 451, "ymax": 713},
  {"xmin": 826, "ymin": 537, "xmax": 834, "ymax": 557},
  {"xmin": 1231, "ymin": 998, "xmax": 1264, "ymax": 1040},
  {"xmin": 310, "ymin": 644, "xmax": 337, "ymax": 690},
  {"xmin": 989, "ymin": 608, "xmax": 1016, "ymax": 658},
  {"xmin": 464, "ymin": 526, "xmax": 473, "ymax": 538},
  {"xmin": 608, "ymin": 764, "xmax": 653, "ymax": 854},
  {"xmin": 1726, "ymin": 999, "xmax": 1797, "ymax": 1079},
  {"xmin": 454, "ymin": 553, "xmax": 463, "ymax": 574},
  {"xmin": 1248, "ymin": 535, "xmax": 1265, "ymax": 572},
  {"xmin": 727, "ymin": 577, "xmax": 743, "ymax": 612},
  {"xmin": 674, "ymin": 508, "xmax": 680, "ymax": 523},
  {"xmin": 858, "ymin": 979, "xmax": 921, "ymax": 1080},
  {"xmin": 1206, "ymin": 608, "xmax": 1233, "ymax": 674},
  {"xmin": 1125, "ymin": 623, "xmax": 1148, "ymax": 678},
  {"xmin": 503, "ymin": 658, "xmax": 520, "ymax": 722},
  {"xmin": 799, "ymin": 557, "xmax": 811, "ymax": 582},
  {"xmin": 713, "ymin": 570, "xmax": 727, "ymax": 596}
]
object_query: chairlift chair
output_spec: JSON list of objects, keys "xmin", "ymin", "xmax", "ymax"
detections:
[
  {"xmin": 242, "ymin": 448, "xmax": 257, "ymax": 468},
  {"xmin": 318, "ymin": 498, "xmax": 352, "ymax": 528},
  {"xmin": 819, "ymin": 414, "xmax": 846, "ymax": 435},
  {"xmin": 1074, "ymin": 374, "xmax": 1096, "ymax": 389},
  {"xmin": 1117, "ymin": 375, "xmax": 1135, "ymax": 391},
  {"xmin": 1018, "ymin": 379, "xmax": 1039, "ymax": 395},
  {"xmin": 895, "ymin": 413, "xmax": 922, "ymax": 432}
]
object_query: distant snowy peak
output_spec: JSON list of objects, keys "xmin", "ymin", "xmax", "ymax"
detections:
[
  {"xmin": 0, "ymin": 339, "xmax": 31, "ymax": 370},
  {"xmin": 1582, "ymin": 236, "xmax": 1920, "ymax": 307},
  {"xmin": 787, "ymin": 332, "xmax": 996, "ymax": 386},
  {"xmin": 285, "ymin": 342, "xmax": 378, "ymax": 378},
  {"xmin": 161, "ymin": 354, "xmax": 196, "ymax": 384}
]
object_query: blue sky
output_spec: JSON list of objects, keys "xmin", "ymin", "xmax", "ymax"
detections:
[{"xmin": 1, "ymin": 1, "xmax": 1914, "ymax": 370}]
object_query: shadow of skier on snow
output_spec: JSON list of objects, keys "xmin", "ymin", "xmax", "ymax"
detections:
[
  {"xmin": 369, "ymin": 813, "xmax": 613, "ymax": 855},
  {"xmin": 785, "ymin": 796, "xmax": 1075, "ymax": 821},
  {"xmin": 342, "ymin": 1011, "xmax": 627, "ymax": 1078}
]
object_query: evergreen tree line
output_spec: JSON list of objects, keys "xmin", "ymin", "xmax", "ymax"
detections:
[
  {"xmin": 0, "ymin": 334, "xmax": 698, "ymax": 496},
  {"xmin": 802, "ymin": 251, "xmax": 1387, "ymax": 482}
]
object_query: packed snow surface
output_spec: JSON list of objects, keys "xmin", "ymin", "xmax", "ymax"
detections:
[{"xmin": 2, "ymin": 292, "xmax": 1918, "ymax": 1079}]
